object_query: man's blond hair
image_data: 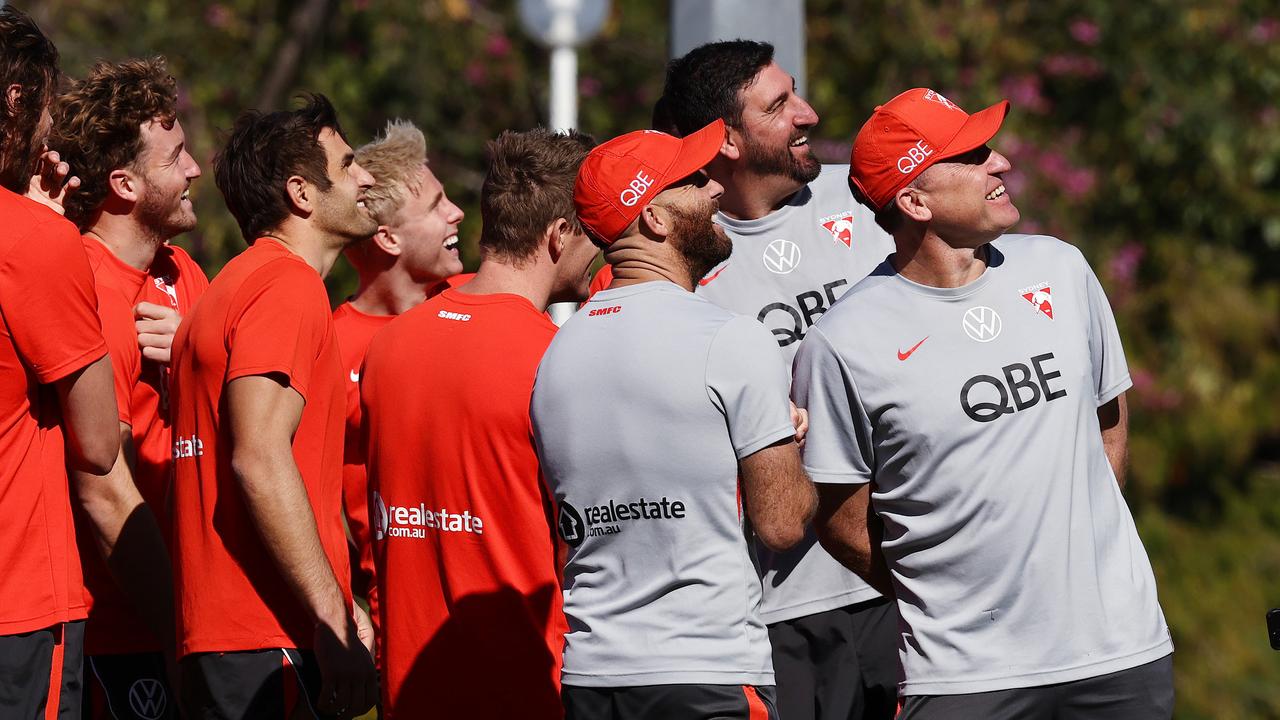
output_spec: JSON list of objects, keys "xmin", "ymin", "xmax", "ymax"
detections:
[{"xmin": 355, "ymin": 119, "xmax": 429, "ymax": 225}]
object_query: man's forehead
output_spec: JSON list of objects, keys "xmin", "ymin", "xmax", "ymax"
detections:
[
  {"xmin": 318, "ymin": 126, "xmax": 352, "ymax": 157},
  {"xmin": 741, "ymin": 62, "xmax": 793, "ymax": 100}
]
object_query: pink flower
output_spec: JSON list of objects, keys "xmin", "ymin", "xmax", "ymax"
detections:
[
  {"xmin": 1250, "ymin": 18, "xmax": 1280, "ymax": 43},
  {"xmin": 1000, "ymin": 75, "xmax": 1050, "ymax": 114},
  {"xmin": 485, "ymin": 34, "xmax": 512, "ymax": 58},
  {"xmin": 464, "ymin": 62, "xmax": 487, "ymax": 86},
  {"xmin": 1042, "ymin": 54, "xmax": 1103, "ymax": 78},
  {"xmin": 578, "ymin": 76, "xmax": 601, "ymax": 98},
  {"xmin": 205, "ymin": 4, "xmax": 233, "ymax": 29},
  {"xmin": 1069, "ymin": 19, "xmax": 1101, "ymax": 46}
]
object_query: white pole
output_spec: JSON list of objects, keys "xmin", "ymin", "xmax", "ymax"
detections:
[{"xmin": 549, "ymin": 44, "xmax": 578, "ymax": 132}]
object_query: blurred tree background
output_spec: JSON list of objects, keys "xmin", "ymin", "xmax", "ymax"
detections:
[{"xmin": 27, "ymin": 0, "xmax": 1279, "ymax": 716}]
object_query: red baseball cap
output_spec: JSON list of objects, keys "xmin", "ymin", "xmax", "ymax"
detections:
[
  {"xmin": 849, "ymin": 88, "xmax": 1009, "ymax": 210},
  {"xmin": 574, "ymin": 119, "xmax": 726, "ymax": 245}
]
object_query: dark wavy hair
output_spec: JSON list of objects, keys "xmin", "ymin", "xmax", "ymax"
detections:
[
  {"xmin": 48, "ymin": 57, "xmax": 178, "ymax": 229},
  {"xmin": 213, "ymin": 94, "xmax": 341, "ymax": 243},
  {"xmin": 0, "ymin": 5, "xmax": 60, "ymax": 192},
  {"xmin": 657, "ymin": 40, "xmax": 774, "ymax": 137}
]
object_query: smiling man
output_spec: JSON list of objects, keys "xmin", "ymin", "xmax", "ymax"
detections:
[
  {"xmin": 48, "ymin": 56, "xmax": 208, "ymax": 720},
  {"xmin": 633, "ymin": 40, "xmax": 899, "ymax": 720},
  {"xmin": 331, "ymin": 119, "xmax": 466, "ymax": 629},
  {"xmin": 169, "ymin": 95, "xmax": 378, "ymax": 719},
  {"xmin": 794, "ymin": 88, "xmax": 1173, "ymax": 718}
]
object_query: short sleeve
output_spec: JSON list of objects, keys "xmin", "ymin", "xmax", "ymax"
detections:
[
  {"xmin": 0, "ymin": 217, "xmax": 107, "ymax": 383},
  {"xmin": 1082, "ymin": 258, "xmax": 1131, "ymax": 406},
  {"xmin": 791, "ymin": 326, "xmax": 874, "ymax": 485},
  {"xmin": 226, "ymin": 260, "xmax": 331, "ymax": 400},
  {"xmin": 705, "ymin": 314, "xmax": 795, "ymax": 459}
]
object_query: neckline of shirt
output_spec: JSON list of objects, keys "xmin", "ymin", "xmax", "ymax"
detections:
[
  {"xmin": 888, "ymin": 253, "xmax": 998, "ymax": 300},
  {"xmin": 587, "ymin": 280, "xmax": 688, "ymax": 302}
]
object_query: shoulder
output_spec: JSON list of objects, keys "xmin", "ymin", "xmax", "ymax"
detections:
[{"xmin": 993, "ymin": 233, "xmax": 1085, "ymax": 266}]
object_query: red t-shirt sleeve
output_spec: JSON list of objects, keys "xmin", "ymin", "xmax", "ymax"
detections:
[
  {"xmin": 225, "ymin": 259, "xmax": 330, "ymax": 400},
  {"xmin": 0, "ymin": 215, "xmax": 107, "ymax": 384}
]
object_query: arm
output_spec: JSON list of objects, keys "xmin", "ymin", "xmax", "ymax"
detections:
[
  {"xmin": 227, "ymin": 374, "xmax": 375, "ymax": 717},
  {"xmin": 71, "ymin": 422, "xmax": 174, "ymax": 650},
  {"xmin": 1098, "ymin": 393, "xmax": 1129, "ymax": 488},
  {"xmin": 740, "ymin": 438, "xmax": 816, "ymax": 551},
  {"xmin": 814, "ymin": 482, "xmax": 894, "ymax": 597},
  {"xmin": 54, "ymin": 354, "xmax": 120, "ymax": 475}
]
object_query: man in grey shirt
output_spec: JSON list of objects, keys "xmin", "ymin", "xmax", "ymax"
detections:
[
  {"xmin": 794, "ymin": 88, "xmax": 1173, "ymax": 718},
  {"xmin": 657, "ymin": 41, "xmax": 899, "ymax": 720},
  {"xmin": 532, "ymin": 120, "xmax": 816, "ymax": 720}
]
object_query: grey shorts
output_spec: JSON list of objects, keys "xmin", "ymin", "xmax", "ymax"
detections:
[{"xmin": 898, "ymin": 654, "xmax": 1174, "ymax": 720}]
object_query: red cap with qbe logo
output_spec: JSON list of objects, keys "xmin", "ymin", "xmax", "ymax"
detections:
[
  {"xmin": 573, "ymin": 119, "xmax": 726, "ymax": 245},
  {"xmin": 849, "ymin": 88, "xmax": 1009, "ymax": 210}
]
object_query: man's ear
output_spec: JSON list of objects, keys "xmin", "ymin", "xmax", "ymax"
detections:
[
  {"xmin": 546, "ymin": 217, "xmax": 572, "ymax": 262},
  {"xmin": 370, "ymin": 225, "xmax": 400, "ymax": 256},
  {"xmin": 897, "ymin": 185, "xmax": 932, "ymax": 224},
  {"xmin": 107, "ymin": 167, "xmax": 140, "ymax": 203},
  {"xmin": 5, "ymin": 84, "xmax": 23, "ymax": 119},
  {"xmin": 719, "ymin": 124, "xmax": 742, "ymax": 162},
  {"xmin": 285, "ymin": 175, "xmax": 311, "ymax": 214},
  {"xmin": 638, "ymin": 203, "xmax": 672, "ymax": 240}
]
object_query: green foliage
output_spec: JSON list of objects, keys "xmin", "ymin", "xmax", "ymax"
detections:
[{"xmin": 27, "ymin": 0, "xmax": 1280, "ymax": 715}]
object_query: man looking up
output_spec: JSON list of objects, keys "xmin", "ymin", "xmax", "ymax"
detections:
[
  {"xmin": 0, "ymin": 6, "xmax": 119, "ymax": 718},
  {"xmin": 794, "ymin": 88, "xmax": 1173, "ymax": 718},
  {"xmin": 170, "ymin": 94, "xmax": 377, "ymax": 720},
  {"xmin": 655, "ymin": 40, "xmax": 899, "ymax": 720},
  {"xmin": 532, "ymin": 121, "xmax": 816, "ymax": 720},
  {"xmin": 334, "ymin": 119, "xmax": 465, "ymax": 624},
  {"xmin": 48, "ymin": 56, "xmax": 207, "ymax": 720},
  {"xmin": 362, "ymin": 127, "xmax": 596, "ymax": 720}
]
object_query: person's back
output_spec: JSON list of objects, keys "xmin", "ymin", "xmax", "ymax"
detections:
[
  {"xmin": 363, "ymin": 288, "xmax": 562, "ymax": 718},
  {"xmin": 534, "ymin": 282, "xmax": 788, "ymax": 686},
  {"xmin": 362, "ymin": 127, "xmax": 598, "ymax": 720}
]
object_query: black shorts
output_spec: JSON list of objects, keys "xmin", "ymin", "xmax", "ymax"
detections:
[
  {"xmin": 0, "ymin": 620, "xmax": 84, "ymax": 720},
  {"xmin": 563, "ymin": 683, "xmax": 779, "ymax": 720},
  {"xmin": 84, "ymin": 651, "xmax": 176, "ymax": 720},
  {"xmin": 179, "ymin": 648, "xmax": 328, "ymax": 720},
  {"xmin": 767, "ymin": 598, "xmax": 898, "ymax": 720},
  {"xmin": 898, "ymin": 654, "xmax": 1174, "ymax": 720}
]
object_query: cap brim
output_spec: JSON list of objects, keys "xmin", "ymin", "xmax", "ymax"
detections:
[
  {"xmin": 938, "ymin": 100, "xmax": 1009, "ymax": 160},
  {"xmin": 658, "ymin": 118, "xmax": 726, "ymax": 193}
]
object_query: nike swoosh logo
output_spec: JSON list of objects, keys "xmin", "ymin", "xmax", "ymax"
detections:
[
  {"xmin": 698, "ymin": 264, "xmax": 728, "ymax": 286},
  {"xmin": 349, "ymin": 370, "xmax": 360, "ymax": 382},
  {"xmin": 897, "ymin": 337, "xmax": 928, "ymax": 361}
]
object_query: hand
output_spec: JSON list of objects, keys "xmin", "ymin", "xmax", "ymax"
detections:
[
  {"xmin": 790, "ymin": 401, "xmax": 809, "ymax": 448},
  {"xmin": 313, "ymin": 616, "xmax": 377, "ymax": 719},
  {"xmin": 135, "ymin": 302, "xmax": 181, "ymax": 364},
  {"xmin": 353, "ymin": 602, "xmax": 375, "ymax": 656},
  {"xmin": 24, "ymin": 148, "xmax": 81, "ymax": 215}
]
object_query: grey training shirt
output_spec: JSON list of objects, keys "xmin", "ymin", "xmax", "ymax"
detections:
[
  {"xmin": 698, "ymin": 165, "xmax": 896, "ymax": 623},
  {"xmin": 793, "ymin": 235, "xmax": 1173, "ymax": 695},
  {"xmin": 532, "ymin": 281, "xmax": 795, "ymax": 688}
]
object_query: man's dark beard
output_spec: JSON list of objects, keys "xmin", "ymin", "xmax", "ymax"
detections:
[
  {"xmin": 740, "ymin": 128, "xmax": 821, "ymax": 185},
  {"xmin": 137, "ymin": 177, "xmax": 196, "ymax": 241},
  {"xmin": 669, "ymin": 204, "xmax": 732, "ymax": 283}
]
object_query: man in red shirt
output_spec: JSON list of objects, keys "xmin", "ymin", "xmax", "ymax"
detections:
[
  {"xmin": 0, "ymin": 7, "xmax": 120, "ymax": 719},
  {"xmin": 48, "ymin": 56, "xmax": 209, "ymax": 720},
  {"xmin": 169, "ymin": 95, "xmax": 377, "ymax": 719},
  {"xmin": 332, "ymin": 119, "xmax": 465, "ymax": 625},
  {"xmin": 361, "ymin": 128, "xmax": 598, "ymax": 719}
]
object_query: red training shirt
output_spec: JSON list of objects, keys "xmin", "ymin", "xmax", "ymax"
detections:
[
  {"xmin": 77, "ymin": 237, "xmax": 208, "ymax": 655},
  {"xmin": 170, "ymin": 238, "xmax": 350, "ymax": 657},
  {"xmin": 0, "ymin": 187, "xmax": 107, "ymax": 635},
  {"xmin": 362, "ymin": 287, "xmax": 565, "ymax": 720}
]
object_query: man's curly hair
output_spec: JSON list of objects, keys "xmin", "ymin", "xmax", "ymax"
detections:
[
  {"xmin": 0, "ymin": 5, "xmax": 60, "ymax": 192},
  {"xmin": 48, "ymin": 57, "xmax": 177, "ymax": 229}
]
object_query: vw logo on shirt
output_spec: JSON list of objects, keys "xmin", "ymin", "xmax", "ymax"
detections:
[
  {"xmin": 962, "ymin": 306, "xmax": 1003, "ymax": 342},
  {"xmin": 128, "ymin": 678, "xmax": 167, "ymax": 720},
  {"xmin": 762, "ymin": 239, "xmax": 801, "ymax": 275}
]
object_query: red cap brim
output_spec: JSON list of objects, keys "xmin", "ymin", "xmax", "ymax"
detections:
[
  {"xmin": 938, "ymin": 100, "xmax": 1009, "ymax": 160},
  {"xmin": 656, "ymin": 118, "xmax": 726, "ymax": 194}
]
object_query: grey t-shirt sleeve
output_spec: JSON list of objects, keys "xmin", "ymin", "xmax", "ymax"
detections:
[
  {"xmin": 791, "ymin": 326, "xmax": 873, "ymax": 485},
  {"xmin": 706, "ymin": 314, "xmax": 796, "ymax": 459},
  {"xmin": 1082, "ymin": 256, "xmax": 1132, "ymax": 406}
]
